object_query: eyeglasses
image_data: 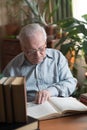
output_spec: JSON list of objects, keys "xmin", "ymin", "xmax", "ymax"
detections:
[{"xmin": 24, "ymin": 44, "xmax": 46, "ymax": 56}]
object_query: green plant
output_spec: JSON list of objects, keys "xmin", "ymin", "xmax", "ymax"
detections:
[
  {"xmin": 55, "ymin": 15, "xmax": 87, "ymax": 63},
  {"xmin": 54, "ymin": 15, "xmax": 87, "ymax": 98},
  {"xmin": 22, "ymin": 0, "xmax": 48, "ymax": 26},
  {"xmin": 5, "ymin": 0, "xmax": 60, "ymax": 27}
]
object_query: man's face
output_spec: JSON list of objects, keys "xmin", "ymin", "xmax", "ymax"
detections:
[{"xmin": 21, "ymin": 33, "xmax": 46, "ymax": 64}]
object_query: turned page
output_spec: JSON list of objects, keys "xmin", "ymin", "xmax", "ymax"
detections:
[
  {"xmin": 49, "ymin": 97, "xmax": 87, "ymax": 113},
  {"xmin": 27, "ymin": 101, "xmax": 61, "ymax": 119}
]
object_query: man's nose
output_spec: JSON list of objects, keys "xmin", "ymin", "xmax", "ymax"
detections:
[{"xmin": 35, "ymin": 50, "xmax": 41, "ymax": 56}]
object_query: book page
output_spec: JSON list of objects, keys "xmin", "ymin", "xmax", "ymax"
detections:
[
  {"xmin": 11, "ymin": 77, "xmax": 24, "ymax": 85},
  {"xmin": 27, "ymin": 101, "xmax": 61, "ymax": 120},
  {"xmin": 49, "ymin": 97, "xmax": 87, "ymax": 113},
  {"xmin": 0, "ymin": 77, "xmax": 7, "ymax": 84},
  {"xmin": 3, "ymin": 77, "xmax": 15, "ymax": 85},
  {"xmin": 27, "ymin": 101, "xmax": 38, "ymax": 107}
]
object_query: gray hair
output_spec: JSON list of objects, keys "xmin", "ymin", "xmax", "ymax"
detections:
[{"xmin": 18, "ymin": 23, "xmax": 47, "ymax": 43}]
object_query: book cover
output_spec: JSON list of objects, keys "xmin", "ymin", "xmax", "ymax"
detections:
[
  {"xmin": 80, "ymin": 97, "xmax": 87, "ymax": 105},
  {"xmin": 11, "ymin": 77, "xmax": 27, "ymax": 123},
  {"xmin": 0, "ymin": 77, "xmax": 7, "ymax": 122},
  {"xmin": 80, "ymin": 93, "xmax": 87, "ymax": 99},
  {"xmin": 80, "ymin": 93, "xmax": 87, "ymax": 105}
]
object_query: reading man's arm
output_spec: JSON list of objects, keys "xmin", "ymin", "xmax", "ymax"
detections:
[{"xmin": 47, "ymin": 51, "xmax": 77, "ymax": 97}]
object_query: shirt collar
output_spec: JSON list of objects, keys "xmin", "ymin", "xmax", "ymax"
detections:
[
  {"xmin": 46, "ymin": 49, "xmax": 54, "ymax": 59},
  {"xmin": 19, "ymin": 52, "xmax": 26, "ymax": 66}
]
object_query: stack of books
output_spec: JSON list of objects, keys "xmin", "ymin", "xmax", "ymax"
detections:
[
  {"xmin": 0, "ymin": 76, "xmax": 27, "ymax": 123},
  {"xmin": 0, "ymin": 77, "xmax": 39, "ymax": 130},
  {"xmin": 80, "ymin": 93, "xmax": 87, "ymax": 105}
]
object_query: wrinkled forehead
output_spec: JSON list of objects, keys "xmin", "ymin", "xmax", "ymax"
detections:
[{"xmin": 21, "ymin": 32, "xmax": 46, "ymax": 49}]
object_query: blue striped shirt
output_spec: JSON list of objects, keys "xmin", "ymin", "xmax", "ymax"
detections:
[{"xmin": 3, "ymin": 48, "xmax": 77, "ymax": 97}]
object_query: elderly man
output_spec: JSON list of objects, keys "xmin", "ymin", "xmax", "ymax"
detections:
[{"xmin": 3, "ymin": 23, "xmax": 77, "ymax": 104}]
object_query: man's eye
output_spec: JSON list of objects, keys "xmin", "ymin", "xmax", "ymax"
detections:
[{"xmin": 40, "ymin": 47, "xmax": 44, "ymax": 51}]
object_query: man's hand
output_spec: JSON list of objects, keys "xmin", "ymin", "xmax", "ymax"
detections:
[{"xmin": 35, "ymin": 90, "xmax": 51, "ymax": 104}]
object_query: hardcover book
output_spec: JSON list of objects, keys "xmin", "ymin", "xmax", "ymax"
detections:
[
  {"xmin": 0, "ymin": 76, "xmax": 27, "ymax": 123},
  {"xmin": 11, "ymin": 77, "xmax": 27, "ymax": 123},
  {"xmin": 80, "ymin": 93, "xmax": 87, "ymax": 99},
  {"xmin": 3, "ymin": 77, "xmax": 15, "ymax": 123},
  {"xmin": 80, "ymin": 93, "xmax": 87, "ymax": 105},
  {"xmin": 0, "ymin": 77, "xmax": 7, "ymax": 122}
]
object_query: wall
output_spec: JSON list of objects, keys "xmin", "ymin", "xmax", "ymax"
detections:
[{"xmin": 0, "ymin": 0, "xmax": 8, "ymax": 26}]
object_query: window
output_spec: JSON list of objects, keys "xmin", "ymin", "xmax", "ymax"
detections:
[{"xmin": 72, "ymin": 0, "xmax": 87, "ymax": 20}]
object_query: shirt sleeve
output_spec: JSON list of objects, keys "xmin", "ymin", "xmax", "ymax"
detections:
[
  {"xmin": 47, "ymin": 51, "xmax": 77, "ymax": 97},
  {"xmin": 47, "ymin": 87, "xmax": 59, "ymax": 96}
]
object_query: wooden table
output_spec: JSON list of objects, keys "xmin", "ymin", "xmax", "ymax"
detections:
[
  {"xmin": 39, "ymin": 114, "xmax": 87, "ymax": 130},
  {"xmin": 0, "ymin": 38, "xmax": 21, "ymax": 72},
  {"xmin": 0, "ymin": 114, "xmax": 87, "ymax": 130}
]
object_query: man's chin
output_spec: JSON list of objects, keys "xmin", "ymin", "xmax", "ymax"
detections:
[
  {"xmin": 27, "ymin": 55, "xmax": 46, "ymax": 65},
  {"xmin": 31, "ymin": 59, "xmax": 43, "ymax": 64}
]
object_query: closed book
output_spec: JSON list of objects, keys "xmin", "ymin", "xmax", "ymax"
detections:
[
  {"xmin": 0, "ymin": 77, "xmax": 7, "ymax": 122},
  {"xmin": 80, "ymin": 97, "xmax": 87, "ymax": 105},
  {"xmin": 3, "ymin": 77, "xmax": 15, "ymax": 123},
  {"xmin": 80, "ymin": 93, "xmax": 87, "ymax": 100},
  {"xmin": 11, "ymin": 77, "xmax": 27, "ymax": 123}
]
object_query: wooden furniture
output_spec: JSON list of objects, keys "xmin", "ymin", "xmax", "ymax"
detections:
[
  {"xmin": 47, "ymin": 38, "xmax": 60, "ymax": 48},
  {"xmin": 39, "ymin": 114, "xmax": 87, "ymax": 130},
  {"xmin": 0, "ymin": 117, "xmax": 39, "ymax": 130},
  {"xmin": 0, "ymin": 114, "xmax": 87, "ymax": 130},
  {"xmin": 0, "ymin": 38, "xmax": 58, "ymax": 72},
  {"xmin": 0, "ymin": 38, "xmax": 21, "ymax": 72}
]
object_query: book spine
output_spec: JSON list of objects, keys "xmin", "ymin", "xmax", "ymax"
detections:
[
  {"xmin": 0, "ymin": 85, "xmax": 6, "ymax": 122},
  {"xmin": 11, "ymin": 84, "xmax": 27, "ymax": 123},
  {"xmin": 4, "ymin": 84, "xmax": 13, "ymax": 123}
]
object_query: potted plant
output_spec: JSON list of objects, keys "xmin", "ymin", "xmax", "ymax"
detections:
[
  {"xmin": 5, "ymin": 0, "xmax": 60, "ymax": 36},
  {"xmin": 18, "ymin": 0, "xmax": 61, "ymax": 37},
  {"xmin": 55, "ymin": 15, "xmax": 87, "ymax": 67}
]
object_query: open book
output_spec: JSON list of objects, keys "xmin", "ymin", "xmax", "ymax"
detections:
[{"xmin": 27, "ymin": 97, "xmax": 87, "ymax": 120}]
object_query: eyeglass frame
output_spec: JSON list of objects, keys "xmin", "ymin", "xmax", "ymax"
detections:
[{"xmin": 24, "ymin": 43, "xmax": 47, "ymax": 56}]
